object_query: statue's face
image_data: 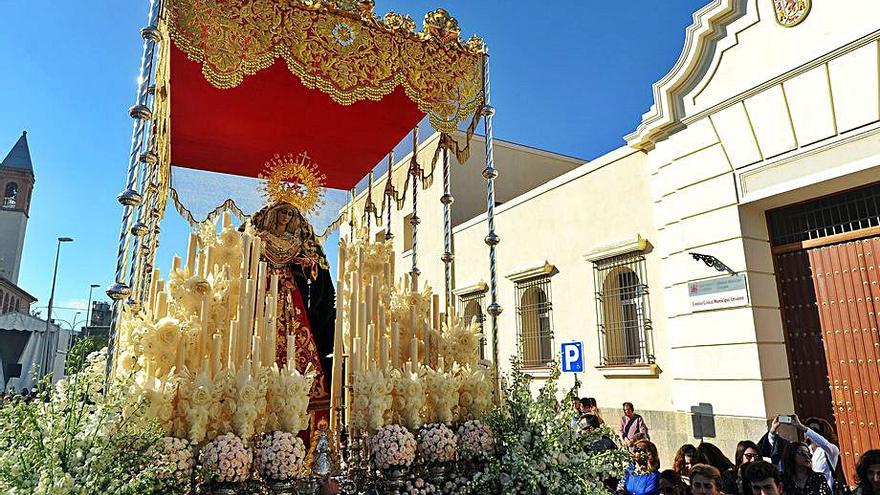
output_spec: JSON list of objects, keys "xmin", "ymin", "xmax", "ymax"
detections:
[{"xmin": 276, "ymin": 206, "xmax": 297, "ymax": 227}]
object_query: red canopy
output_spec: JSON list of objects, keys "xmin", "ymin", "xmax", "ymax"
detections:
[
  {"xmin": 170, "ymin": 45, "xmax": 424, "ymax": 190},
  {"xmin": 161, "ymin": 0, "xmax": 485, "ymax": 191}
]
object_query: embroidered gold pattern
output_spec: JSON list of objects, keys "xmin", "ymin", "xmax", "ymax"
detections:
[{"xmin": 164, "ymin": 0, "xmax": 485, "ymax": 133}]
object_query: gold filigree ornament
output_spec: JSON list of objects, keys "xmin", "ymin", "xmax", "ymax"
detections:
[
  {"xmin": 164, "ymin": 0, "xmax": 485, "ymax": 133},
  {"xmin": 260, "ymin": 152, "xmax": 327, "ymax": 215}
]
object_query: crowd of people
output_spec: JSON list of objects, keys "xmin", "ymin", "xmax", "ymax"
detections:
[{"xmin": 570, "ymin": 399, "xmax": 880, "ymax": 495}]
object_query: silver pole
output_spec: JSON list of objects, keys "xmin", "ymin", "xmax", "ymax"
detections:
[
  {"xmin": 384, "ymin": 152, "xmax": 395, "ymax": 242},
  {"xmin": 481, "ymin": 55, "xmax": 502, "ymax": 397},
  {"xmin": 441, "ymin": 145, "xmax": 454, "ymax": 311},
  {"xmin": 409, "ymin": 127, "xmax": 421, "ymax": 291},
  {"xmin": 105, "ymin": 0, "xmax": 163, "ymax": 385}
]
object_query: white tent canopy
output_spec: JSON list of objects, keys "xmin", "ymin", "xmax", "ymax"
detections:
[{"xmin": 0, "ymin": 312, "xmax": 69, "ymax": 392}]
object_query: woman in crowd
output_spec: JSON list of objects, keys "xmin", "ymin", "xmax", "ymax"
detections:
[
  {"xmin": 618, "ymin": 439, "xmax": 661, "ymax": 495},
  {"xmin": 696, "ymin": 443, "xmax": 738, "ymax": 494},
  {"xmin": 690, "ymin": 464, "xmax": 724, "ymax": 495},
  {"xmin": 855, "ymin": 450, "xmax": 880, "ymax": 495},
  {"xmin": 736, "ymin": 440, "xmax": 763, "ymax": 468},
  {"xmin": 658, "ymin": 470, "xmax": 687, "ymax": 495},
  {"xmin": 801, "ymin": 417, "xmax": 843, "ymax": 491},
  {"xmin": 780, "ymin": 441, "xmax": 831, "ymax": 495},
  {"xmin": 582, "ymin": 397, "xmax": 605, "ymax": 425},
  {"xmin": 673, "ymin": 444, "xmax": 697, "ymax": 482}
]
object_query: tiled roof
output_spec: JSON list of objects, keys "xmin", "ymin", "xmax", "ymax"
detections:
[{"xmin": 1, "ymin": 131, "xmax": 33, "ymax": 171}]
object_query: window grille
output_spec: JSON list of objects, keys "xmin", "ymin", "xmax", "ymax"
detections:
[
  {"xmin": 594, "ymin": 253, "xmax": 654, "ymax": 366},
  {"xmin": 515, "ymin": 276, "xmax": 554, "ymax": 368},
  {"xmin": 457, "ymin": 291, "xmax": 486, "ymax": 359},
  {"xmin": 768, "ymin": 182, "xmax": 880, "ymax": 246}
]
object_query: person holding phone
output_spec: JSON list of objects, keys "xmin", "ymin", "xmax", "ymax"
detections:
[
  {"xmin": 793, "ymin": 415, "xmax": 841, "ymax": 491},
  {"xmin": 758, "ymin": 415, "xmax": 792, "ymax": 470}
]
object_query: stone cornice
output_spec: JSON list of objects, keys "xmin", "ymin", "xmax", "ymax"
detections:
[{"xmin": 625, "ymin": 0, "xmax": 746, "ymax": 150}]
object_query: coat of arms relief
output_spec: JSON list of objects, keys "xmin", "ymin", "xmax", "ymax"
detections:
[{"xmin": 773, "ymin": 0, "xmax": 811, "ymax": 27}]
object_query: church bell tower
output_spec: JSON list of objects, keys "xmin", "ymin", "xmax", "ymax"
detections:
[{"xmin": 0, "ymin": 131, "xmax": 35, "ymax": 284}]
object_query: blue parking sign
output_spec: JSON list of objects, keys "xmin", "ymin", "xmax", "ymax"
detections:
[{"xmin": 561, "ymin": 341, "xmax": 584, "ymax": 373}]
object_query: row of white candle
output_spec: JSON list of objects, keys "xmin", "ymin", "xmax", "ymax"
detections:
[{"xmin": 141, "ymin": 211, "xmax": 297, "ymax": 381}]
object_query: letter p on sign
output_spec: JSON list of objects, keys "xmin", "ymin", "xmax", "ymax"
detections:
[{"xmin": 561, "ymin": 341, "xmax": 584, "ymax": 373}]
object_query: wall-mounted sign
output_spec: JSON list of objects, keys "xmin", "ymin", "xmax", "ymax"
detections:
[{"xmin": 688, "ymin": 274, "xmax": 748, "ymax": 312}]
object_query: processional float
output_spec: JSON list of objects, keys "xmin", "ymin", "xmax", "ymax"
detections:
[{"xmin": 105, "ymin": 0, "xmax": 503, "ymax": 491}]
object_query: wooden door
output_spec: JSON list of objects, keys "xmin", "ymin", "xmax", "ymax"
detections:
[
  {"xmin": 808, "ymin": 237, "xmax": 880, "ymax": 481},
  {"xmin": 775, "ymin": 250, "xmax": 835, "ymax": 421}
]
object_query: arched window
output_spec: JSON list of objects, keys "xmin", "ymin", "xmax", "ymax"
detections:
[
  {"xmin": 516, "ymin": 280, "xmax": 554, "ymax": 367},
  {"xmin": 1, "ymin": 292, "xmax": 9, "ymax": 314},
  {"xmin": 3, "ymin": 182, "xmax": 18, "ymax": 208},
  {"xmin": 594, "ymin": 254, "xmax": 653, "ymax": 366}
]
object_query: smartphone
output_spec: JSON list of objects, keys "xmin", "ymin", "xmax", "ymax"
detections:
[{"xmin": 778, "ymin": 415, "xmax": 793, "ymax": 424}]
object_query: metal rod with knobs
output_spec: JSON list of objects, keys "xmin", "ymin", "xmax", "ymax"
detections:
[
  {"xmin": 105, "ymin": 0, "xmax": 163, "ymax": 385},
  {"xmin": 364, "ymin": 171, "xmax": 374, "ymax": 234},
  {"xmin": 409, "ymin": 127, "xmax": 421, "ymax": 291},
  {"xmin": 481, "ymin": 55, "xmax": 503, "ymax": 398},
  {"xmin": 384, "ymin": 152, "xmax": 395, "ymax": 242},
  {"xmin": 441, "ymin": 144, "xmax": 454, "ymax": 312}
]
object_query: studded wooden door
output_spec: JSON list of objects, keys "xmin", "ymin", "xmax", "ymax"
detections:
[
  {"xmin": 775, "ymin": 249, "xmax": 835, "ymax": 422},
  {"xmin": 807, "ymin": 237, "xmax": 880, "ymax": 482}
]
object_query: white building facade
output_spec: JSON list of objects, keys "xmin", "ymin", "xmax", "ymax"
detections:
[{"xmin": 346, "ymin": 0, "xmax": 880, "ymax": 476}]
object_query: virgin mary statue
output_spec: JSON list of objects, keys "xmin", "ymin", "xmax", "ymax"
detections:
[{"xmin": 250, "ymin": 201, "xmax": 335, "ymax": 419}]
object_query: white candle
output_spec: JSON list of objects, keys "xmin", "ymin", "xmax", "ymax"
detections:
[
  {"xmin": 228, "ymin": 320, "xmax": 238, "ymax": 369},
  {"xmin": 211, "ymin": 333, "xmax": 221, "ymax": 378},
  {"xmin": 379, "ymin": 333, "xmax": 388, "ymax": 371},
  {"xmin": 352, "ymin": 337, "xmax": 361, "ymax": 377},
  {"xmin": 391, "ymin": 322, "xmax": 400, "ymax": 369},
  {"xmin": 252, "ymin": 335, "xmax": 261, "ymax": 368},
  {"xmin": 432, "ymin": 295, "xmax": 440, "ymax": 331},
  {"xmin": 423, "ymin": 321, "xmax": 431, "ymax": 368},
  {"xmin": 410, "ymin": 338, "xmax": 419, "ymax": 371},
  {"xmin": 408, "ymin": 306, "xmax": 417, "ymax": 360},
  {"xmin": 287, "ymin": 332, "xmax": 297, "ymax": 370},
  {"xmin": 199, "ymin": 295, "xmax": 210, "ymax": 361},
  {"xmin": 365, "ymin": 284, "xmax": 374, "ymax": 331},
  {"xmin": 241, "ymin": 235, "xmax": 252, "ymax": 283},
  {"xmin": 358, "ymin": 301, "xmax": 367, "ymax": 373},
  {"xmin": 149, "ymin": 268, "xmax": 160, "ymax": 314},
  {"xmin": 172, "ymin": 255, "xmax": 182, "ymax": 273},
  {"xmin": 185, "ymin": 233, "xmax": 198, "ymax": 275},
  {"xmin": 222, "ymin": 210, "xmax": 232, "ymax": 228},
  {"xmin": 366, "ymin": 323, "xmax": 375, "ymax": 372},
  {"xmin": 155, "ymin": 291, "xmax": 168, "ymax": 318}
]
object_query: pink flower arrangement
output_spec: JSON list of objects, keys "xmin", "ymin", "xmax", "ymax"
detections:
[
  {"xmin": 417, "ymin": 423, "xmax": 457, "ymax": 463},
  {"xmin": 254, "ymin": 431, "xmax": 306, "ymax": 481},
  {"xmin": 457, "ymin": 420, "xmax": 495, "ymax": 459},
  {"xmin": 149, "ymin": 437, "xmax": 194, "ymax": 482},
  {"xmin": 370, "ymin": 424, "xmax": 417, "ymax": 469},
  {"xmin": 200, "ymin": 432, "xmax": 252, "ymax": 483},
  {"xmin": 404, "ymin": 477, "xmax": 439, "ymax": 494}
]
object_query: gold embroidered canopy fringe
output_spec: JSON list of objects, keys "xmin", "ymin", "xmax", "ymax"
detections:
[{"xmin": 165, "ymin": 0, "xmax": 487, "ymax": 133}]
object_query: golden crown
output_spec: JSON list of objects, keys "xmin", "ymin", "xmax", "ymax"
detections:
[{"xmin": 260, "ymin": 152, "xmax": 326, "ymax": 215}]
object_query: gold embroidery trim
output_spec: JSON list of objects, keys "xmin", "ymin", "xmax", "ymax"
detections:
[{"xmin": 164, "ymin": 0, "xmax": 486, "ymax": 133}]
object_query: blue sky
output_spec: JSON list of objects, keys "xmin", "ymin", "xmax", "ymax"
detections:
[{"xmin": 0, "ymin": 0, "xmax": 706, "ymax": 329}]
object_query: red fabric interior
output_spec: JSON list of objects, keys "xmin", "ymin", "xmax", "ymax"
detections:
[{"xmin": 169, "ymin": 44, "xmax": 425, "ymax": 190}]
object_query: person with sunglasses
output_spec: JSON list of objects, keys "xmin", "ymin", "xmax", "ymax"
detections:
[
  {"xmin": 618, "ymin": 440, "xmax": 661, "ymax": 495},
  {"xmin": 780, "ymin": 441, "xmax": 831, "ymax": 495}
]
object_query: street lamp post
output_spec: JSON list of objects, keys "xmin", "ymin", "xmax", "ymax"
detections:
[
  {"xmin": 85, "ymin": 284, "xmax": 100, "ymax": 337},
  {"xmin": 41, "ymin": 237, "xmax": 74, "ymax": 381}
]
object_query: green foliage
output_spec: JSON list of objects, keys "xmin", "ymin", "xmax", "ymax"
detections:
[
  {"xmin": 0, "ymin": 349, "xmax": 186, "ymax": 495},
  {"xmin": 65, "ymin": 336, "xmax": 109, "ymax": 376},
  {"xmin": 469, "ymin": 360, "xmax": 630, "ymax": 494}
]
